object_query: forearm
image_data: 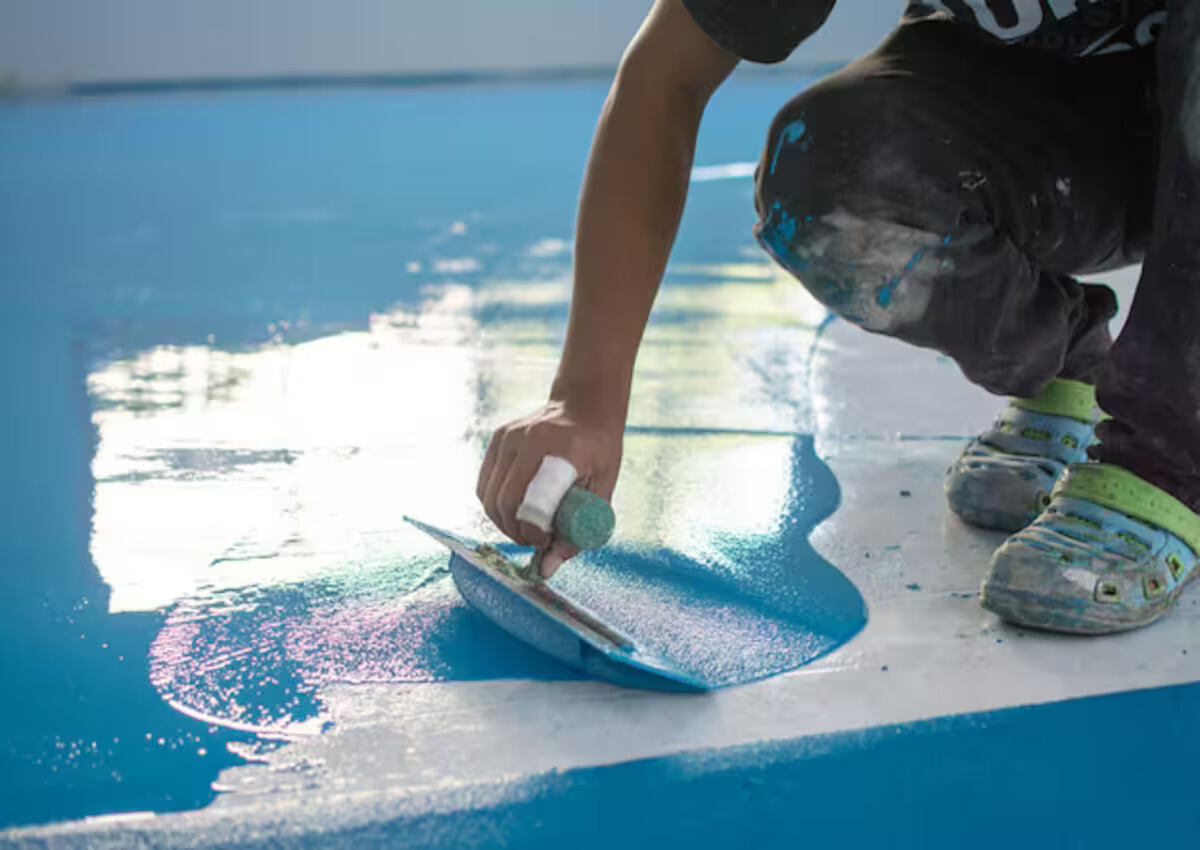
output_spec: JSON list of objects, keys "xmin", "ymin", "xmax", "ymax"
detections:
[{"xmin": 550, "ymin": 71, "xmax": 706, "ymax": 423}]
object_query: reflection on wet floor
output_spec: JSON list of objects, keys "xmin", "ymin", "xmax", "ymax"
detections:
[{"xmin": 86, "ymin": 262, "xmax": 858, "ymax": 730}]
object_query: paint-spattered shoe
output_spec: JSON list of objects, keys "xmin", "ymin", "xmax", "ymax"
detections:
[
  {"xmin": 946, "ymin": 378, "xmax": 1098, "ymax": 533},
  {"xmin": 982, "ymin": 463, "xmax": 1200, "ymax": 635}
]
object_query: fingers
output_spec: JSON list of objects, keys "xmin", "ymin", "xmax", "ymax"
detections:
[
  {"xmin": 479, "ymin": 428, "xmax": 514, "ymax": 537},
  {"xmin": 476, "ymin": 426, "xmax": 502, "ymax": 502},
  {"xmin": 478, "ymin": 425, "xmax": 552, "ymax": 547},
  {"xmin": 494, "ymin": 448, "xmax": 550, "ymax": 546},
  {"xmin": 517, "ymin": 520, "xmax": 550, "ymax": 550}
]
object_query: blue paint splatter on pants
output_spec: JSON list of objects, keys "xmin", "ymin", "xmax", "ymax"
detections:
[{"xmin": 769, "ymin": 119, "xmax": 809, "ymax": 176}]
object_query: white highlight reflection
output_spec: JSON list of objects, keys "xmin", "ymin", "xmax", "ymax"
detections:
[
  {"xmin": 690, "ymin": 162, "xmax": 758, "ymax": 182},
  {"xmin": 88, "ymin": 263, "xmax": 830, "ymax": 618}
]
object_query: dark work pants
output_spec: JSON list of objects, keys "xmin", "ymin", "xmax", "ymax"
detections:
[{"xmin": 756, "ymin": 4, "xmax": 1200, "ymax": 511}]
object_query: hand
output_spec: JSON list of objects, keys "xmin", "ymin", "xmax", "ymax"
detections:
[{"xmin": 477, "ymin": 400, "xmax": 623, "ymax": 577}]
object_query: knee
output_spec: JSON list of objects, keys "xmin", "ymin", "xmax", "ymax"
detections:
[
  {"xmin": 755, "ymin": 72, "xmax": 941, "ymax": 222},
  {"xmin": 756, "ymin": 201, "xmax": 951, "ymax": 331},
  {"xmin": 754, "ymin": 77, "xmax": 972, "ymax": 332}
]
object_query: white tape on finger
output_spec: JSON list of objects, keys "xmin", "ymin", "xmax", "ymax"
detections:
[{"xmin": 515, "ymin": 456, "xmax": 577, "ymax": 533}]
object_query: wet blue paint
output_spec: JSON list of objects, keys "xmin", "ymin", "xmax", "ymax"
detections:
[
  {"xmin": 556, "ymin": 437, "xmax": 863, "ymax": 688},
  {"xmin": 148, "ymin": 557, "xmax": 581, "ymax": 735},
  {"xmin": 447, "ymin": 436, "xmax": 864, "ymax": 691},
  {"xmin": 0, "ymin": 316, "xmax": 254, "ymax": 830},
  {"xmin": 0, "ymin": 72, "xmax": 840, "ymax": 829}
]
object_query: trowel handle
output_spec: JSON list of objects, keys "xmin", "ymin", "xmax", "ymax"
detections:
[{"xmin": 554, "ymin": 486, "xmax": 615, "ymax": 551}]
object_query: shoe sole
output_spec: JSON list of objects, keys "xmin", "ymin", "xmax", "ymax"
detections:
[
  {"xmin": 980, "ymin": 582, "xmax": 1165, "ymax": 635},
  {"xmin": 945, "ymin": 453, "xmax": 1058, "ymax": 534},
  {"xmin": 946, "ymin": 481, "xmax": 1046, "ymax": 534}
]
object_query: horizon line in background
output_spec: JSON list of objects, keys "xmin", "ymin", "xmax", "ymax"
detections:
[
  {"xmin": 0, "ymin": 61, "xmax": 846, "ymax": 100},
  {"xmin": 0, "ymin": 0, "xmax": 894, "ymax": 96}
]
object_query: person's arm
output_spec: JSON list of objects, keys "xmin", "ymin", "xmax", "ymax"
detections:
[
  {"xmin": 477, "ymin": 0, "xmax": 739, "ymax": 576},
  {"xmin": 549, "ymin": 0, "xmax": 739, "ymax": 425},
  {"xmin": 480, "ymin": 0, "xmax": 837, "ymax": 575}
]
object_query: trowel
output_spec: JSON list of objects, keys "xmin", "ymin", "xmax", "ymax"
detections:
[{"xmin": 405, "ymin": 486, "xmax": 707, "ymax": 693}]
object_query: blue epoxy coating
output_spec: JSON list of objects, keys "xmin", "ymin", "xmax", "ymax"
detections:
[{"xmin": 0, "ymin": 75, "xmax": 844, "ymax": 828}]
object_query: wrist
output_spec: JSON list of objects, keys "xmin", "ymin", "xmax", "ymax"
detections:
[{"xmin": 549, "ymin": 368, "xmax": 631, "ymax": 429}]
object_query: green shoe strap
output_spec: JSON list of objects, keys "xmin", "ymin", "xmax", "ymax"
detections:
[
  {"xmin": 1056, "ymin": 463, "xmax": 1200, "ymax": 556},
  {"xmin": 1011, "ymin": 378, "xmax": 1098, "ymax": 424}
]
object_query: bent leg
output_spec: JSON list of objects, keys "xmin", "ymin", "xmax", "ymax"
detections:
[
  {"xmin": 983, "ymin": 7, "xmax": 1200, "ymax": 632},
  {"xmin": 1092, "ymin": 0, "xmax": 1200, "ymax": 510},
  {"xmin": 755, "ymin": 17, "xmax": 1154, "ymax": 396}
]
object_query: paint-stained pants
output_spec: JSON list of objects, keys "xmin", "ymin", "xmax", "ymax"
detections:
[{"xmin": 756, "ymin": 5, "xmax": 1200, "ymax": 511}]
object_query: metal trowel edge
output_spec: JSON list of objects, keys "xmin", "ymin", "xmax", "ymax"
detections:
[{"xmin": 404, "ymin": 516, "xmax": 707, "ymax": 693}]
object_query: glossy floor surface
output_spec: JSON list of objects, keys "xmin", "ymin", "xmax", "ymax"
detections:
[{"xmin": 3, "ymin": 74, "xmax": 1199, "ymax": 847}]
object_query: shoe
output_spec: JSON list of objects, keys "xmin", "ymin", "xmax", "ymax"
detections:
[
  {"xmin": 981, "ymin": 463, "xmax": 1200, "ymax": 634},
  {"xmin": 946, "ymin": 378, "xmax": 1098, "ymax": 533}
]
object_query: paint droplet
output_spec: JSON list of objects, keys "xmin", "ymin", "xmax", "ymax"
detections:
[
  {"xmin": 905, "ymin": 582, "xmax": 921, "ymax": 592},
  {"xmin": 899, "ymin": 490, "xmax": 912, "ymax": 497},
  {"xmin": 881, "ymin": 665, "xmax": 889, "ymax": 672},
  {"xmin": 996, "ymin": 639, "xmax": 1004, "ymax": 644}
]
